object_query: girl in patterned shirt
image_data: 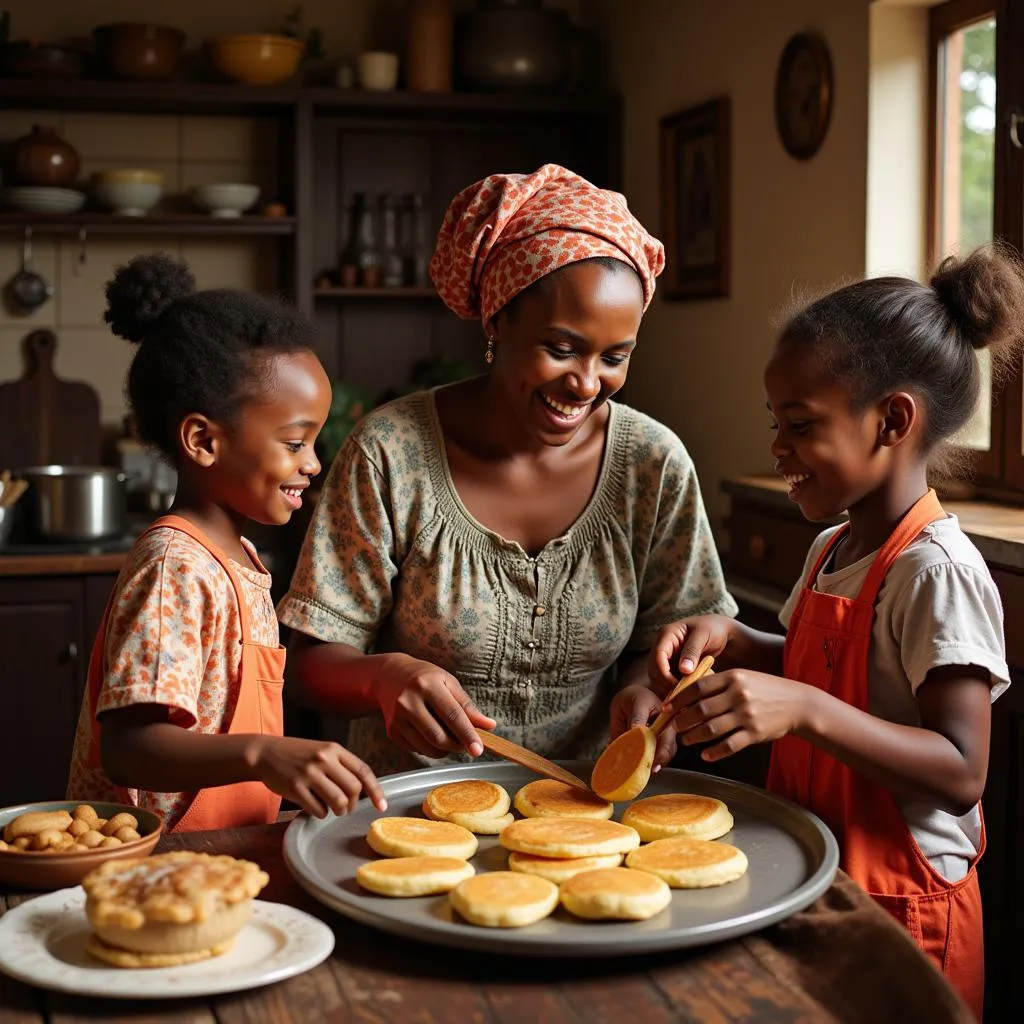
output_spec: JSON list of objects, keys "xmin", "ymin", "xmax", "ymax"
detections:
[{"xmin": 68, "ymin": 253, "xmax": 385, "ymax": 831}]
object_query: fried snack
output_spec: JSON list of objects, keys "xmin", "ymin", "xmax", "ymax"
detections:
[
  {"xmin": 367, "ymin": 817, "xmax": 478, "ymax": 860},
  {"xmin": 30, "ymin": 828, "xmax": 67, "ymax": 851},
  {"xmin": 507, "ymin": 850, "xmax": 624, "ymax": 884},
  {"xmin": 513, "ymin": 780, "xmax": 614, "ymax": 820},
  {"xmin": 0, "ymin": 840, "xmax": 7, "ymax": 852},
  {"xmin": 82, "ymin": 851, "xmax": 268, "ymax": 966},
  {"xmin": 449, "ymin": 871, "xmax": 559, "ymax": 928},
  {"xmin": 559, "ymin": 867, "xmax": 672, "ymax": 921},
  {"xmin": 4, "ymin": 810, "xmax": 73, "ymax": 843},
  {"xmin": 500, "ymin": 818, "xmax": 640, "ymax": 859},
  {"xmin": 102, "ymin": 813, "xmax": 139, "ymax": 837},
  {"xmin": 67, "ymin": 818, "xmax": 91, "ymax": 838},
  {"xmin": 73, "ymin": 805, "xmax": 101, "ymax": 826},
  {"xmin": 626, "ymin": 837, "xmax": 749, "ymax": 888},
  {"xmin": 356, "ymin": 856, "xmax": 475, "ymax": 896},
  {"xmin": 621, "ymin": 794, "xmax": 733, "ymax": 842},
  {"xmin": 85, "ymin": 933, "xmax": 235, "ymax": 968},
  {"xmin": 423, "ymin": 781, "xmax": 510, "ymax": 820},
  {"xmin": 424, "ymin": 809, "xmax": 515, "ymax": 835},
  {"xmin": 77, "ymin": 830, "xmax": 106, "ymax": 849}
]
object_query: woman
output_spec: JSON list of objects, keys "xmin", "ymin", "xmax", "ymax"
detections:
[{"xmin": 279, "ymin": 164, "xmax": 736, "ymax": 775}]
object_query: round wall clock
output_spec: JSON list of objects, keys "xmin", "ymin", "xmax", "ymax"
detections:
[{"xmin": 775, "ymin": 32, "xmax": 833, "ymax": 160}]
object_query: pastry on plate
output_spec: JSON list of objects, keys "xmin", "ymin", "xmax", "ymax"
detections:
[
  {"xmin": 513, "ymin": 780, "xmax": 614, "ymax": 820},
  {"xmin": 625, "ymin": 836, "xmax": 748, "ymax": 888},
  {"xmin": 81, "ymin": 851, "xmax": 268, "ymax": 967},
  {"xmin": 559, "ymin": 867, "xmax": 671, "ymax": 921},
  {"xmin": 621, "ymin": 794, "xmax": 733, "ymax": 842},
  {"xmin": 507, "ymin": 850, "xmax": 623, "ymax": 884},
  {"xmin": 367, "ymin": 817, "xmax": 478, "ymax": 859},
  {"xmin": 499, "ymin": 818, "xmax": 640, "ymax": 859},
  {"xmin": 449, "ymin": 871, "xmax": 559, "ymax": 928},
  {"xmin": 356, "ymin": 855, "xmax": 475, "ymax": 896}
]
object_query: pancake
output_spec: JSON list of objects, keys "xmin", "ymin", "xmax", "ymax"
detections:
[
  {"xmin": 621, "ymin": 794, "xmax": 733, "ymax": 842},
  {"xmin": 507, "ymin": 851, "xmax": 623, "ymax": 884},
  {"xmin": 513, "ymin": 780, "xmax": 614, "ymax": 820},
  {"xmin": 559, "ymin": 867, "xmax": 671, "ymax": 921},
  {"xmin": 367, "ymin": 817, "xmax": 478, "ymax": 860},
  {"xmin": 423, "ymin": 807, "xmax": 515, "ymax": 835},
  {"xmin": 625, "ymin": 837, "xmax": 748, "ymax": 888},
  {"xmin": 590, "ymin": 727, "xmax": 656, "ymax": 802},
  {"xmin": 423, "ymin": 780, "xmax": 511, "ymax": 821},
  {"xmin": 356, "ymin": 856, "xmax": 475, "ymax": 896},
  {"xmin": 449, "ymin": 871, "xmax": 559, "ymax": 928},
  {"xmin": 500, "ymin": 818, "xmax": 640, "ymax": 859}
]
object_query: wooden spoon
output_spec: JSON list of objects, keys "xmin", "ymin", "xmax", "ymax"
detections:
[
  {"xmin": 476, "ymin": 729, "xmax": 591, "ymax": 791},
  {"xmin": 591, "ymin": 654, "xmax": 716, "ymax": 802}
]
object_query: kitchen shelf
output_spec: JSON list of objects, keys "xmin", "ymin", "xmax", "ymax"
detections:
[
  {"xmin": 0, "ymin": 213, "xmax": 297, "ymax": 236},
  {"xmin": 314, "ymin": 286, "xmax": 439, "ymax": 300}
]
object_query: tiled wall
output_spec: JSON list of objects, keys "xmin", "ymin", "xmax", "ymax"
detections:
[{"xmin": 0, "ymin": 109, "xmax": 282, "ymax": 427}]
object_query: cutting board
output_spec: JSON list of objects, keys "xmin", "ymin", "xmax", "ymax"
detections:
[{"xmin": 0, "ymin": 329, "xmax": 102, "ymax": 470}]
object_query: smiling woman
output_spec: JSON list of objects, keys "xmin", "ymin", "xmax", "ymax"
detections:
[{"xmin": 278, "ymin": 164, "xmax": 737, "ymax": 776}]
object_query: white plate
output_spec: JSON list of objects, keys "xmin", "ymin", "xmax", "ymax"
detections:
[
  {"xmin": 3, "ymin": 187, "xmax": 86, "ymax": 213},
  {"xmin": 0, "ymin": 889, "xmax": 334, "ymax": 999}
]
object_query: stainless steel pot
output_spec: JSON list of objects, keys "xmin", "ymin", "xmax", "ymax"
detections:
[{"xmin": 17, "ymin": 465, "xmax": 129, "ymax": 541}]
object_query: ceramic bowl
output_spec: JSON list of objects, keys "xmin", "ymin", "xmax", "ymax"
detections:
[
  {"xmin": 192, "ymin": 182, "xmax": 260, "ymax": 218},
  {"xmin": 206, "ymin": 34, "xmax": 304, "ymax": 86},
  {"xmin": 0, "ymin": 800, "xmax": 163, "ymax": 890},
  {"xmin": 2, "ymin": 186, "xmax": 86, "ymax": 214},
  {"xmin": 93, "ymin": 23, "xmax": 185, "ymax": 82},
  {"xmin": 93, "ymin": 170, "xmax": 164, "ymax": 216}
]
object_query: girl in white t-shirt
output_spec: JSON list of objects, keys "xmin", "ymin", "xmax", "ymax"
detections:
[{"xmin": 642, "ymin": 245, "xmax": 1022, "ymax": 1017}]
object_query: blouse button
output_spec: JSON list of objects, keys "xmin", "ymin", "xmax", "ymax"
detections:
[
  {"xmin": 534, "ymin": 605, "xmax": 546, "ymax": 616},
  {"xmin": 527, "ymin": 640, "xmax": 538, "ymax": 649}
]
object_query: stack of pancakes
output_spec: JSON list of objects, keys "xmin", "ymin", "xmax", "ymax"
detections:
[{"xmin": 355, "ymin": 777, "xmax": 749, "ymax": 928}]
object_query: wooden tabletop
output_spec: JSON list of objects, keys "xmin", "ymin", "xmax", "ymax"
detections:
[{"xmin": 0, "ymin": 823, "xmax": 973, "ymax": 1023}]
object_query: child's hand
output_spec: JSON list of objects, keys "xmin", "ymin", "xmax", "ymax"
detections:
[
  {"xmin": 609, "ymin": 685, "xmax": 678, "ymax": 771},
  {"xmin": 649, "ymin": 615, "xmax": 737, "ymax": 695},
  {"xmin": 375, "ymin": 655, "xmax": 496, "ymax": 758},
  {"xmin": 249, "ymin": 737, "xmax": 388, "ymax": 818},
  {"xmin": 667, "ymin": 669, "xmax": 814, "ymax": 762}
]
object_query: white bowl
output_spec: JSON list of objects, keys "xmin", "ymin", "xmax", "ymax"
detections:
[
  {"xmin": 191, "ymin": 183, "xmax": 260, "ymax": 218},
  {"xmin": 93, "ymin": 179, "xmax": 163, "ymax": 217},
  {"xmin": 3, "ymin": 187, "xmax": 86, "ymax": 214}
]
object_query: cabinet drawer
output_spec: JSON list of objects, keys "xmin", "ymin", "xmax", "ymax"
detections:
[{"xmin": 726, "ymin": 505, "xmax": 821, "ymax": 592}]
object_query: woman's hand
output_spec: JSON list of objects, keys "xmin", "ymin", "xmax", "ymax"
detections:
[
  {"xmin": 246, "ymin": 736, "xmax": 388, "ymax": 818},
  {"xmin": 648, "ymin": 615, "xmax": 739, "ymax": 695},
  {"xmin": 667, "ymin": 669, "xmax": 814, "ymax": 762},
  {"xmin": 375, "ymin": 654, "xmax": 496, "ymax": 757},
  {"xmin": 609, "ymin": 685, "xmax": 679, "ymax": 771}
]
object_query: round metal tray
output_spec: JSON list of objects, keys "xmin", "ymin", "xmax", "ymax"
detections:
[{"xmin": 283, "ymin": 761, "xmax": 839, "ymax": 956}]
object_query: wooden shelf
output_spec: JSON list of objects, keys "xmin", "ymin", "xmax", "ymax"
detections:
[
  {"xmin": 314, "ymin": 286, "xmax": 439, "ymax": 300},
  {"xmin": 0, "ymin": 214, "xmax": 297, "ymax": 236}
]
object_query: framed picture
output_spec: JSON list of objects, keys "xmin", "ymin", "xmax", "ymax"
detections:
[{"xmin": 660, "ymin": 97, "xmax": 731, "ymax": 300}]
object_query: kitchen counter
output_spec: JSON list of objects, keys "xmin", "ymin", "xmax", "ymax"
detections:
[{"xmin": 0, "ymin": 550, "xmax": 128, "ymax": 577}]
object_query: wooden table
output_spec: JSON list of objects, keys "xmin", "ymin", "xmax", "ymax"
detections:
[{"xmin": 0, "ymin": 823, "xmax": 973, "ymax": 1023}]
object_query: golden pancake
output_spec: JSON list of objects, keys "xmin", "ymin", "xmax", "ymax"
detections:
[
  {"xmin": 356, "ymin": 855, "xmax": 475, "ymax": 896},
  {"xmin": 559, "ymin": 867, "xmax": 671, "ymax": 921},
  {"xmin": 500, "ymin": 818, "xmax": 640, "ymax": 859},
  {"xmin": 621, "ymin": 794, "xmax": 733, "ymax": 842},
  {"xmin": 85, "ymin": 933, "xmax": 234, "ymax": 968},
  {"xmin": 449, "ymin": 871, "xmax": 559, "ymax": 928},
  {"xmin": 367, "ymin": 817, "xmax": 478, "ymax": 860},
  {"xmin": 423, "ymin": 806, "xmax": 515, "ymax": 835},
  {"xmin": 423, "ymin": 780, "xmax": 511, "ymax": 821},
  {"xmin": 507, "ymin": 850, "xmax": 623, "ymax": 884},
  {"xmin": 625, "ymin": 837, "xmax": 748, "ymax": 888},
  {"xmin": 513, "ymin": 780, "xmax": 614, "ymax": 820},
  {"xmin": 590, "ymin": 727, "xmax": 656, "ymax": 802}
]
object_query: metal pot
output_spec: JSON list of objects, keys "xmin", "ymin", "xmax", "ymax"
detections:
[{"xmin": 17, "ymin": 465, "xmax": 129, "ymax": 542}]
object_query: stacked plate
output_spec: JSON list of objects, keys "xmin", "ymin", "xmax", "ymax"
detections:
[{"xmin": 3, "ymin": 187, "xmax": 86, "ymax": 214}]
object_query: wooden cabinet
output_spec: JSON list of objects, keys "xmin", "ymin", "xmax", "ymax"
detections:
[
  {"xmin": 0, "ymin": 573, "xmax": 117, "ymax": 807},
  {"xmin": 721, "ymin": 476, "xmax": 1024, "ymax": 1020}
]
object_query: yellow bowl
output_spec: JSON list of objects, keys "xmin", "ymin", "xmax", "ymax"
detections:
[
  {"xmin": 0, "ymin": 800, "xmax": 163, "ymax": 891},
  {"xmin": 207, "ymin": 34, "xmax": 304, "ymax": 86},
  {"xmin": 94, "ymin": 168, "xmax": 164, "ymax": 186}
]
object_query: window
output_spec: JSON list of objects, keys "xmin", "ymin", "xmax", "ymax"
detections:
[{"xmin": 930, "ymin": 0, "xmax": 1024, "ymax": 497}]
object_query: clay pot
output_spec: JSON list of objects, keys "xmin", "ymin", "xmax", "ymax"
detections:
[
  {"xmin": 456, "ymin": 0, "xmax": 567, "ymax": 93},
  {"xmin": 93, "ymin": 23, "xmax": 185, "ymax": 82},
  {"xmin": 405, "ymin": 0, "xmax": 452, "ymax": 93},
  {"xmin": 8, "ymin": 125, "xmax": 80, "ymax": 188}
]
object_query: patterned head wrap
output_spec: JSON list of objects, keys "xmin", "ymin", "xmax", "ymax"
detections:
[{"xmin": 429, "ymin": 163, "xmax": 665, "ymax": 328}]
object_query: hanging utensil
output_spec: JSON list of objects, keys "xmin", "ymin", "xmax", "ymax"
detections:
[{"xmin": 5, "ymin": 227, "xmax": 54, "ymax": 314}]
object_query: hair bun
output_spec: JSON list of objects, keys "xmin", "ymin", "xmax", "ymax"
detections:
[
  {"xmin": 930, "ymin": 246, "xmax": 1024, "ymax": 352},
  {"xmin": 104, "ymin": 252, "xmax": 196, "ymax": 343}
]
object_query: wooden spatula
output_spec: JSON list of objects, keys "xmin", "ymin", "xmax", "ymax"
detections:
[{"xmin": 476, "ymin": 729, "xmax": 591, "ymax": 791}]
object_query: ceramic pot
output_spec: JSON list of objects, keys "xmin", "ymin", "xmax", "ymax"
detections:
[
  {"xmin": 93, "ymin": 23, "xmax": 185, "ymax": 82},
  {"xmin": 456, "ymin": 0, "xmax": 567, "ymax": 93},
  {"xmin": 405, "ymin": 0, "xmax": 452, "ymax": 92},
  {"xmin": 9, "ymin": 125, "xmax": 80, "ymax": 188}
]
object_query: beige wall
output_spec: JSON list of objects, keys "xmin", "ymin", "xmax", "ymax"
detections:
[{"xmin": 589, "ymin": 0, "xmax": 871, "ymax": 534}]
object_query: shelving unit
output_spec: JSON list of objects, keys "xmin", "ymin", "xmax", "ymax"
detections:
[
  {"xmin": 313, "ymin": 287, "xmax": 438, "ymax": 300},
  {"xmin": 0, "ymin": 213, "xmax": 297, "ymax": 236}
]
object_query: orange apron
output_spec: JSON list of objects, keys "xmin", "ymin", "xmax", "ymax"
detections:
[
  {"xmin": 83, "ymin": 514, "xmax": 284, "ymax": 833},
  {"xmin": 767, "ymin": 490, "xmax": 985, "ymax": 1019}
]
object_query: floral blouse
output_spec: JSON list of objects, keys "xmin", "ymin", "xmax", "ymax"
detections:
[{"xmin": 277, "ymin": 389, "xmax": 736, "ymax": 775}]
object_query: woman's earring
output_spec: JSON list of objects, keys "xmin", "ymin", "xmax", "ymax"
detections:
[{"xmin": 485, "ymin": 336, "xmax": 495, "ymax": 364}]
